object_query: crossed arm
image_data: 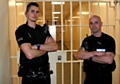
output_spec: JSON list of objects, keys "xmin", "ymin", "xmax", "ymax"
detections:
[
  {"xmin": 77, "ymin": 47, "xmax": 115, "ymax": 64},
  {"xmin": 20, "ymin": 37, "xmax": 58, "ymax": 60}
]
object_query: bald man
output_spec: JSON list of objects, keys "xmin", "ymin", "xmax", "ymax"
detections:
[{"xmin": 77, "ymin": 15, "xmax": 116, "ymax": 84}]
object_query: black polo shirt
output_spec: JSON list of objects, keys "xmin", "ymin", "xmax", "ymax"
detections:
[
  {"xmin": 81, "ymin": 32, "xmax": 116, "ymax": 54},
  {"xmin": 15, "ymin": 23, "xmax": 51, "ymax": 67},
  {"xmin": 81, "ymin": 33, "xmax": 116, "ymax": 72}
]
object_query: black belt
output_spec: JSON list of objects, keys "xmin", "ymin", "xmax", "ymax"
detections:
[{"xmin": 18, "ymin": 65, "xmax": 53, "ymax": 79}]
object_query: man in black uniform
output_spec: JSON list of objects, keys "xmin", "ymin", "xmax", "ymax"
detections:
[
  {"xmin": 77, "ymin": 15, "xmax": 116, "ymax": 84},
  {"xmin": 15, "ymin": 2, "xmax": 58, "ymax": 84}
]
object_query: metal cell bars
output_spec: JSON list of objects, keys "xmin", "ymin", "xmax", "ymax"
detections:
[
  {"xmin": 58, "ymin": 1, "xmax": 83, "ymax": 84},
  {"xmin": 78, "ymin": 1, "xmax": 116, "ymax": 84},
  {"xmin": 93, "ymin": 1, "xmax": 115, "ymax": 37},
  {"xmin": 15, "ymin": 1, "xmax": 117, "ymax": 84}
]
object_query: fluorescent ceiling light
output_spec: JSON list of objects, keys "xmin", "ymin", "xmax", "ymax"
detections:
[
  {"xmin": 77, "ymin": 12, "xmax": 89, "ymax": 15},
  {"xmin": 93, "ymin": 3, "xmax": 106, "ymax": 5},
  {"xmin": 67, "ymin": 20, "xmax": 74, "ymax": 22},
  {"xmin": 53, "ymin": 17, "xmax": 59, "ymax": 19},
  {"xmin": 82, "ymin": 12, "xmax": 89, "ymax": 15},
  {"xmin": 53, "ymin": 12, "xmax": 61, "ymax": 14},
  {"xmin": 72, "ymin": 16, "xmax": 80, "ymax": 18},
  {"xmin": 16, "ymin": 3, "xmax": 23, "ymax": 6},
  {"xmin": 9, "ymin": 1, "xmax": 15, "ymax": 6},
  {"xmin": 19, "ymin": 12, "xmax": 24, "ymax": 15},
  {"xmin": 51, "ymin": 2, "xmax": 65, "ymax": 5}
]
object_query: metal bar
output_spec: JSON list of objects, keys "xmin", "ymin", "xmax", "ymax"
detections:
[
  {"xmin": 88, "ymin": 1, "xmax": 91, "ymax": 35},
  {"xmin": 61, "ymin": 0, "xmax": 64, "ymax": 84},
  {"xmin": 61, "ymin": 0, "xmax": 64, "ymax": 51},
  {"xmin": 79, "ymin": 1, "xmax": 82, "ymax": 84},
  {"xmin": 98, "ymin": 2, "xmax": 100, "ymax": 15},
  {"xmin": 62, "ymin": 62, "xmax": 64, "ymax": 84},
  {"xmin": 114, "ymin": 3, "xmax": 117, "ymax": 39},
  {"xmin": 106, "ymin": 2, "xmax": 109, "ymax": 34},
  {"xmin": 57, "ymin": 60, "xmax": 83, "ymax": 63},
  {"xmin": 52, "ymin": 1, "xmax": 54, "ymax": 25},
  {"xmin": 24, "ymin": 2, "xmax": 26, "ymax": 23},
  {"xmin": 16, "ymin": 0, "xmax": 111, "ymax": 2},
  {"xmin": 70, "ymin": 1, "xmax": 73, "ymax": 84},
  {"xmin": 43, "ymin": 1, "xmax": 45, "ymax": 24}
]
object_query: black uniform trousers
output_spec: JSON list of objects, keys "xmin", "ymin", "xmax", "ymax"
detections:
[
  {"xmin": 22, "ymin": 75, "xmax": 51, "ymax": 84},
  {"xmin": 84, "ymin": 71, "xmax": 112, "ymax": 84}
]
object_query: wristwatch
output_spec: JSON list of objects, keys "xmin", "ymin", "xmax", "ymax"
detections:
[{"xmin": 36, "ymin": 44, "xmax": 40, "ymax": 50}]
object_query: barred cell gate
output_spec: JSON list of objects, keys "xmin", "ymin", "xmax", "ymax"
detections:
[{"xmin": 11, "ymin": 0, "xmax": 120, "ymax": 84}]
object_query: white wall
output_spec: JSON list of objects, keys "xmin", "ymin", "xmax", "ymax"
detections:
[{"xmin": 0, "ymin": 0, "xmax": 12, "ymax": 84}]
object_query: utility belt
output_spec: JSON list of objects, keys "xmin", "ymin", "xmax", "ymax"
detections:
[
  {"xmin": 18, "ymin": 65, "xmax": 53, "ymax": 79},
  {"xmin": 84, "ymin": 59, "xmax": 116, "ymax": 72}
]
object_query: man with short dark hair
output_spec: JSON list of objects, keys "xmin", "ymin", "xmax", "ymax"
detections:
[
  {"xmin": 15, "ymin": 2, "xmax": 58, "ymax": 84},
  {"xmin": 77, "ymin": 15, "xmax": 116, "ymax": 84}
]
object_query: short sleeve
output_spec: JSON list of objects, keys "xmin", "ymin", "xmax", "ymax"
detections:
[
  {"xmin": 106, "ymin": 37, "xmax": 116, "ymax": 54},
  {"xmin": 15, "ymin": 28, "xmax": 31, "ymax": 46},
  {"xmin": 47, "ymin": 31, "xmax": 51, "ymax": 37},
  {"xmin": 81, "ymin": 38, "xmax": 87, "ymax": 48}
]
